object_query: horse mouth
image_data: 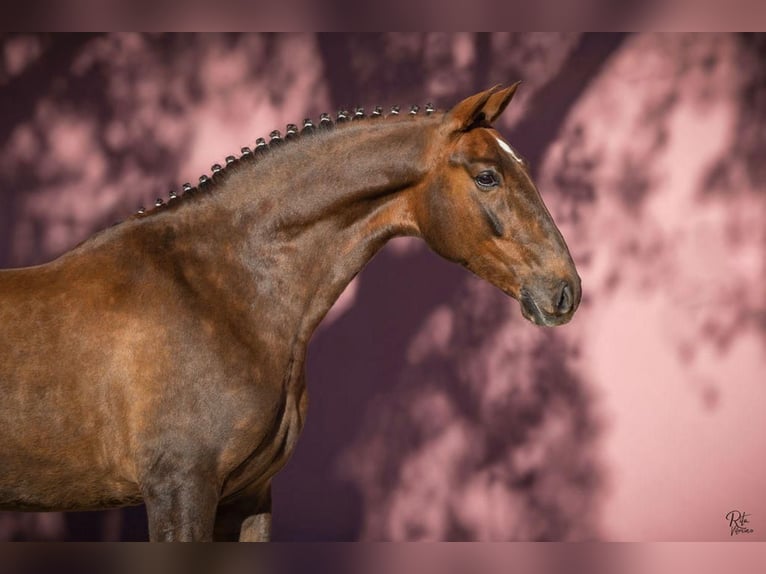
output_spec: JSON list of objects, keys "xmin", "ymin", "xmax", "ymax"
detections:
[{"xmin": 519, "ymin": 288, "xmax": 573, "ymax": 327}]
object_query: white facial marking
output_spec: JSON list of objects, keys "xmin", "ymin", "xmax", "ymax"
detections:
[{"xmin": 495, "ymin": 136, "xmax": 523, "ymax": 164}]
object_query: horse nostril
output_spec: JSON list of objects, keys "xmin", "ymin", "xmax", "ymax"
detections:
[{"xmin": 556, "ymin": 282, "xmax": 573, "ymax": 315}]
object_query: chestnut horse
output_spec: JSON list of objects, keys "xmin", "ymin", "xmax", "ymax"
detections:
[{"xmin": 0, "ymin": 85, "xmax": 580, "ymax": 541}]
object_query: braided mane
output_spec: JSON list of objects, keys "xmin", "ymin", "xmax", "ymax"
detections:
[{"xmin": 134, "ymin": 103, "xmax": 438, "ymax": 219}]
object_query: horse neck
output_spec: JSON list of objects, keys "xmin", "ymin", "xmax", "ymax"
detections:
[{"xmin": 159, "ymin": 118, "xmax": 436, "ymax": 346}]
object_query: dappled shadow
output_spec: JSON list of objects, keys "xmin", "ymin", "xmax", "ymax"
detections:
[
  {"xmin": 0, "ymin": 34, "xmax": 327, "ymax": 268},
  {"xmin": 338, "ymin": 281, "xmax": 601, "ymax": 540},
  {"xmin": 541, "ymin": 33, "xmax": 764, "ymax": 386},
  {"xmin": 535, "ymin": 33, "xmax": 766, "ymax": 536}
]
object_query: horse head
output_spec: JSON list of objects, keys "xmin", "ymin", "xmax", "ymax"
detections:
[{"xmin": 413, "ymin": 84, "xmax": 581, "ymax": 326}]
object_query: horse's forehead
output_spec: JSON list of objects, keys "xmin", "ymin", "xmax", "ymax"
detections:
[
  {"xmin": 491, "ymin": 133, "xmax": 523, "ymax": 164},
  {"xmin": 458, "ymin": 129, "xmax": 523, "ymax": 166}
]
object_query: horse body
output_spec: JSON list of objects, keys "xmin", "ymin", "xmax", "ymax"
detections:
[{"xmin": 0, "ymin": 85, "xmax": 581, "ymax": 540}]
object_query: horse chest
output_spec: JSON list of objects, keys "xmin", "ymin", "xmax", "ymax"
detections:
[{"xmin": 218, "ymin": 384, "xmax": 307, "ymax": 499}]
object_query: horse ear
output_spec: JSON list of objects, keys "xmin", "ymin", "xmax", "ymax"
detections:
[
  {"xmin": 444, "ymin": 82, "xmax": 521, "ymax": 131},
  {"xmin": 443, "ymin": 85, "xmax": 502, "ymax": 132},
  {"xmin": 482, "ymin": 81, "xmax": 521, "ymax": 124}
]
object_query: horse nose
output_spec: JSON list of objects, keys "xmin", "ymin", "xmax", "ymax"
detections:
[
  {"xmin": 519, "ymin": 278, "xmax": 580, "ymax": 326},
  {"xmin": 555, "ymin": 281, "xmax": 574, "ymax": 316}
]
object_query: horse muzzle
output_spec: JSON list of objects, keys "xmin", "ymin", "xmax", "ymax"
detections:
[{"xmin": 519, "ymin": 278, "xmax": 580, "ymax": 327}]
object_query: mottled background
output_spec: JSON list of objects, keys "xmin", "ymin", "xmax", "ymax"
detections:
[{"xmin": 0, "ymin": 33, "xmax": 763, "ymax": 541}]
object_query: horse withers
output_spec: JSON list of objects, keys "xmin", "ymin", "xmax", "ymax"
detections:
[{"xmin": 0, "ymin": 84, "xmax": 580, "ymax": 541}]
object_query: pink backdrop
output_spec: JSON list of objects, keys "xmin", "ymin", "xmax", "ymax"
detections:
[{"xmin": 0, "ymin": 33, "xmax": 763, "ymax": 541}]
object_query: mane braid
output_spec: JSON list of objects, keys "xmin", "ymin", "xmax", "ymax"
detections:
[{"xmin": 131, "ymin": 103, "xmax": 438, "ymax": 220}]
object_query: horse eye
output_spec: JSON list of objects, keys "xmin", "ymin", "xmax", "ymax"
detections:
[{"xmin": 475, "ymin": 171, "xmax": 499, "ymax": 189}]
